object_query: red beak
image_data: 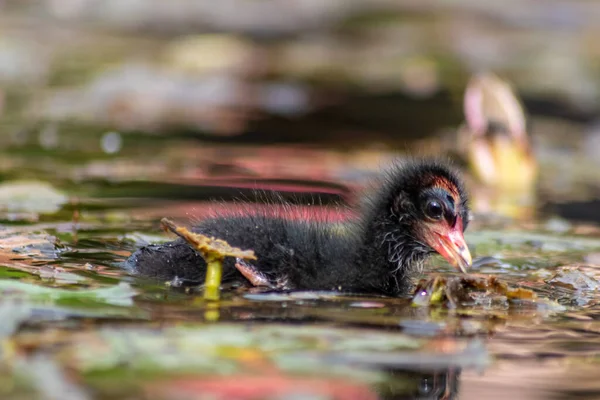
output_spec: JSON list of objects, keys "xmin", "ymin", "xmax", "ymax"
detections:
[{"xmin": 426, "ymin": 217, "xmax": 472, "ymax": 273}]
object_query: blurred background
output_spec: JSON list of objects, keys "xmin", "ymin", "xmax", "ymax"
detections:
[
  {"xmin": 2, "ymin": 3, "xmax": 600, "ymax": 400},
  {"xmin": 0, "ymin": 0, "xmax": 599, "ymax": 225}
]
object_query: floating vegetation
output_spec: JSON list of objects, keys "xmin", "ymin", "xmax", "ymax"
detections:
[{"xmin": 412, "ymin": 274, "xmax": 536, "ymax": 308}]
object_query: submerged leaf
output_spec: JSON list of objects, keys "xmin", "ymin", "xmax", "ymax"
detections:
[
  {"xmin": 546, "ymin": 266, "xmax": 600, "ymax": 291},
  {"xmin": 0, "ymin": 280, "xmax": 137, "ymax": 307}
]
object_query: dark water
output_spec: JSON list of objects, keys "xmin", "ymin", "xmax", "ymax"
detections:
[{"xmin": 0, "ymin": 127, "xmax": 598, "ymax": 400}]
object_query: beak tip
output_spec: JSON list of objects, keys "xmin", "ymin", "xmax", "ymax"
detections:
[{"xmin": 456, "ymin": 249, "xmax": 472, "ymax": 274}]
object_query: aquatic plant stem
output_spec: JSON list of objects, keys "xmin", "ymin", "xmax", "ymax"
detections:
[{"xmin": 204, "ymin": 257, "xmax": 223, "ymax": 301}]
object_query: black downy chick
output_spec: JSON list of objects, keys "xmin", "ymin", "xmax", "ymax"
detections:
[{"xmin": 124, "ymin": 159, "xmax": 472, "ymax": 296}]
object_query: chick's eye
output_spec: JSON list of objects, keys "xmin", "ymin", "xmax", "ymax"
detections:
[{"xmin": 425, "ymin": 200, "xmax": 443, "ymax": 220}]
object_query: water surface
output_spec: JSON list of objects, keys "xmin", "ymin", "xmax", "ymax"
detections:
[{"xmin": 0, "ymin": 129, "xmax": 597, "ymax": 400}]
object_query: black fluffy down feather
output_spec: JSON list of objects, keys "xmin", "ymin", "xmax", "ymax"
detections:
[{"xmin": 124, "ymin": 159, "xmax": 469, "ymax": 296}]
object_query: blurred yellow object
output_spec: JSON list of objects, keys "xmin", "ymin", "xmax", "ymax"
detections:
[
  {"xmin": 461, "ymin": 73, "xmax": 537, "ymax": 190},
  {"xmin": 468, "ymin": 132, "xmax": 537, "ymax": 192},
  {"xmin": 459, "ymin": 73, "xmax": 537, "ymax": 218}
]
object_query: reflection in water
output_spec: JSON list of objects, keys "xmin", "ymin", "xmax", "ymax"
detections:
[{"xmin": 382, "ymin": 369, "xmax": 460, "ymax": 400}]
